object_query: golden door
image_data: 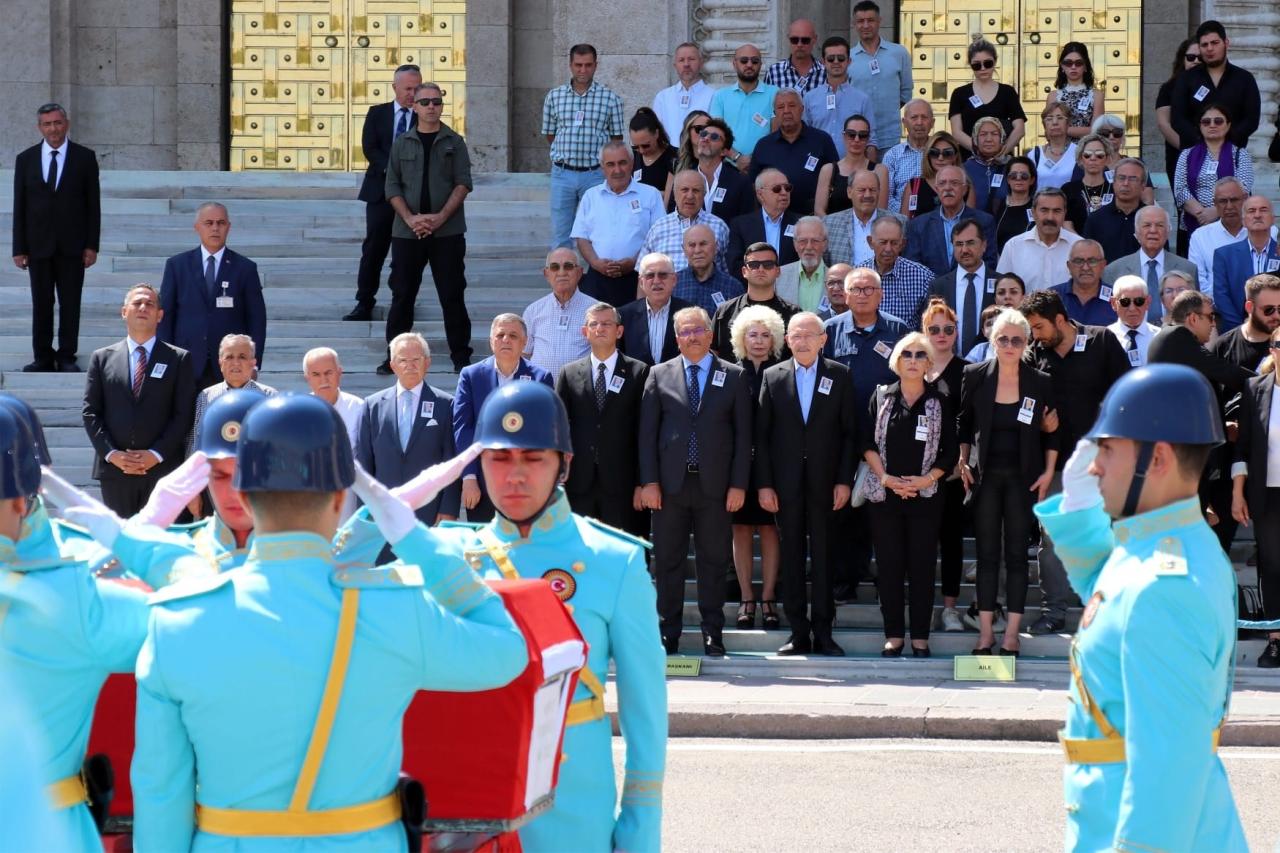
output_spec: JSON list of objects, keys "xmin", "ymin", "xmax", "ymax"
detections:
[
  {"xmin": 898, "ymin": 0, "xmax": 1141, "ymax": 154},
  {"xmin": 230, "ymin": 0, "xmax": 467, "ymax": 171}
]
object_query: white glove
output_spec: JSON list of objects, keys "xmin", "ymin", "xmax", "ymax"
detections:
[
  {"xmin": 39, "ymin": 467, "xmax": 125, "ymax": 549},
  {"xmin": 1060, "ymin": 439, "xmax": 1103, "ymax": 513},
  {"xmin": 134, "ymin": 452, "xmax": 211, "ymax": 529},
  {"xmin": 390, "ymin": 443, "xmax": 484, "ymax": 510},
  {"xmin": 350, "ymin": 462, "xmax": 417, "ymax": 545}
]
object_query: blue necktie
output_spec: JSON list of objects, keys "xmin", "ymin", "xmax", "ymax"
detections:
[
  {"xmin": 395, "ymin": 108, "xmax": 409, "ymax": 139},
  {"xmin": 205, "ymin": 255, "xmax": 217, "ymax": 302},
  {"xmin": 399, "ymin": 392, "xmax": 414, "ymax": 452},
  {"xmin": 686, "ymin": 364, "xmax": 701, "ymax": 466},
  {"xmin": 1145, "ymin": 259, "xmax": 1162, "ymax": 323}
]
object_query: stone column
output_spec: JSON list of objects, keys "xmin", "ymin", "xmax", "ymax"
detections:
[
  {"xmin": 0, "ymin": 0, "xmax": 67, "ymax": 165},
  {"xmin": 1139, "ymin": 0, "xmax": 1192, "ymax": 167},
  {"xmin": 466, "ymin": 0, "xmax": 513, "ymax": 171}
]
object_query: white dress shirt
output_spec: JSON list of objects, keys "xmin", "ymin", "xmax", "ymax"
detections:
[
  {"xmin": 589, "ymin": 350, "xmax": 620, "ymax": 385},
  {"xmin": 41, "ymin": 139, "xmax": 68, "ymax": 190},
  {"xmin": 570, "ymin": 179, "xmax": 666, "ymax": 260},
  {"xmin": 329, "ymin": 390, "xmax": 364, "ymax": 521},
  {"xmin": 1106, "ymin": 319, "xmax": 1160, "ymax": 366},
  {"xmin": 996, "ymin": 228, "xmax": 1082, "ymax": 293},
  {"xmin": 645, "ymin": 300, "xmax": 672, "ymax": 364},
  {"xmin": 850, "ymin": 211, "xmax": 877, "ymax": 267},
  {"xmin": 954, "ymin": 263, "xmax": 987, "ymax": 347},
  {"xmin": 652, "ymin": 79, "xmax": 715, "ymax": 143},
  {"xmin": 200, "ymin": 246, "xmax": 227, "ymax": 292}
]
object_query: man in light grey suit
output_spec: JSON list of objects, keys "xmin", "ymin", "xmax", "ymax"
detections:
[
  {"xmin": 356, "ymin": 331, "xmax": 460, "ymax": 534},
  {"xmin": 823, "ymin": 169, "xmax": 894, "ymax": 268},
  {"xmin": 775, "ymin": 216, "xmax": 829, "ymax": 312},
  {"xmin": 1105, "ymin": 204, "xmax": 1197, "ymax": 324}
]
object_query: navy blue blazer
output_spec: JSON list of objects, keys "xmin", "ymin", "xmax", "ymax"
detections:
[
  {"xmin": 904, "ymin": 206, "xmax": 997, "ymax": 276},
  {"xmin": 355, "ymin": 383, "xmax": 460, "ymax": 522},
  {"xmin": 157, "ymin": 247, "xmax": 266, "ymax": 380},
  {"xmin": 1212, "ymin": 238, "xmax": 1280, "ymax": 331},
  {"xmin": 358, "ymin": 101, "xmax": 416, "ymax": 203},
  {"xmin": 451, "ymin": 357, "xmax": 555, "ymax": 487}
]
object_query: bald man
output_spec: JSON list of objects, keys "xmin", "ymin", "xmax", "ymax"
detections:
[{"xmin": 748, "ymin": 88, "xmax": 839, "ymax": 216}]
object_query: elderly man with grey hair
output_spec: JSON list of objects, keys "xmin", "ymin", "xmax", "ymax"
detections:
[
  {"xmin": 776, "ymin": 216, "xmax": 830, "ymax": 312},
  {"xmin": 639, "ymin": 169, "xmax": 731, "ymax": 273},
  {"xmin": 523, "ymin": 246, "xmax": 596, "ymax": 376},
  {"xmin": 305, "ymin": 346, "xmax": 363, "ymax": 521},
  {"xmin": 747, "ymin": 88, "xmax": 839, "ymax": 216},
  {"xmin": 727, "ymin": 167, "xmax": 801, "ymax": 281},
  {"xmin": 357, "ymin": 331, "xmax": 461, "ymax": 535},
  {"xmin": 1107, "ymin": 203, "xmax": 1199, "ymax": 323},
  {"xmin": 1106, "ymin": 275, "xmax": 1162, "ymax": 366}
]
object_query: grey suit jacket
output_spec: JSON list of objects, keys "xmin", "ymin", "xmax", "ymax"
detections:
[
  {"xmin": 1107, "ymin": 250, "xmax": 1198, "ymax": 323},
  {"xmin": 356, "ymin": 383, "xmax": 461, "ymax": 522},
  {"xmin": 823, "ymin": 208, "xmax": 897, "ymax": 266}
]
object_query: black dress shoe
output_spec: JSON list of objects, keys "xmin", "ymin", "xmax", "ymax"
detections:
[
  {"xmin": 971, "ymin": 646, "xmax": 994, "ymax": 655},
  {"xmin": 662, "ymin": 636, "xmax": 680, "ymax": 656},
  {"xmin": 999, "ymin": 648, "xmax": 1020, "ymax": 658},
  {"xmin": 342, "ymin": 306, "xmax": 373, "ymax": 321},
  {"xmin": 813, "ymin": 636, "xmax": 845, "ymax": 657},
  {"xmin": 832, "ymin": 584, "xmax": 855, "ymax": 605},
  {"xmin": 1026, "ymin": 615, "xmax": 1066, "ymax": 636},
  {"xmin": 22, "ymin": 360, "xmax": 56, "ymax": 373},
  {"xmin": 1259, "ymin": 638, "xmax": 1280, "ymax": 669},
  {"xmin": 776, "ymin": 636, "xmax": 812, "ymax": 656},
  {"xmin": 911, "ymin": 646, "xmax": 931, "ymax": 658},
  {"xmin": 881, "ymin": 643, "xmax": 904, "ymax": 657},
  {"xmin": 375, "ymin": 360, "xmax": 394, "ymax": 376},
  {"xmin": 703, "ymin": 634, "xmax": 726, "ymax": 657},
  {"xmin": 57, "ymin": 360, "xmax": 80, "ymax": 373}
]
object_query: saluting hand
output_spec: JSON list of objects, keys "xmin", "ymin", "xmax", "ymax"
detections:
[{"xmin": 391, "ymin": 443, "xmax": 483, "ymax": 510}]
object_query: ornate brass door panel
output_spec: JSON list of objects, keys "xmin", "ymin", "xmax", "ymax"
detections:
[
  {"xmin": 898, "ymin": 0, "xmax": 1141, "ymax": 155},
  {"xmin": 230, "ymin": 0, "xmax": 467, "ymax": 171}
]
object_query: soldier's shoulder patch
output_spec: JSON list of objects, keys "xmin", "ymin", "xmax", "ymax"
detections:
[
  {"xmin": 1151, "ymin": 536, "xmax": 1189, "ymax": 577},
  {"xmin": 147, "ymin": 569, "xmax": 236, "ymax": 605},
  {"xmin": 330, "ymin": 563, "xmax": 425, "ymax": 589},
  {"xmin": 581, "ymin": 517, "xmax": 653, "ymax": 551}
]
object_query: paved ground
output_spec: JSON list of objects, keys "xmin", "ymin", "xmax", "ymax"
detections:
[{"xmin": 615, "ymin": 738, "xmax": 1280, "ymax": 851}]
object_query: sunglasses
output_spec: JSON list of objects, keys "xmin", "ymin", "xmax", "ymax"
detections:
[
  {"xmin": 1116, "ymin": 296, "xmax": 1147, "ymax": 308},
  {"xmin": 766, "ymin": 183, "xmax": 793, "ymax": 194},
  {"xmin": 1185, "ymin": 53, "xmax": 1202, "ymax": 63},
  {"xmin": 970, "ymin": 59, "xmax": 995, "ymax": 70},
  {"xmin": 416, "ymin": 97, "xmax": 444, "ymax": 106},
  {"xmin": 1258, "ymin": 305, "xmax": 1279, "ymax": 317},
  {"xmin": 1061, "ymin": 58, "xmax": 1085, "ymax": 68},
  {"xmin": 1097, "ymin": 129, "xmax": 1124, "ymax": 138},
  {"xmin": 790, "ymin": 36, "xmax": 814, "ymax": 44},
  {"xmin": 736, "ymin": 57, "xmax": 761, "ymax": 65},
  {"xmin": 1200, "ymin": 116, "xmax": 1227, "ymax": 127},
  {"xmin": 1069, "ymin": 257, "xmax": 1105, "ymax": 266},
  {"xmin": 1007, "ymin": 171, "xmax": 1032, "ymax": 180},
  {"xmin": 697, "ymin": 129, "xmax": 722, "ymax": 141},
  {"xmin": 995, "ymin": 335, "xmax": 1026, "ymax": 348},
  {"xmin": 1080, "ymin": 151, "xmax": 1108, "ymax": 160},
  {"xmin": 745, "ymin": 259, "xmax": 779, "ymax": 270},
  {"xmin": 927, "ymin": 324, "xmax": 956, "ymax": 336},
  {"xmin": 689, "ymin": 124, "xmax": 708, "ymax": 135},
  {"xmin": 844, "ymin": 129, "xmax": 871, "ymax": 140},
  {"xmin": 546, "ymin": 261, "xmax": 578, "ymax": 272},
  {"xmin": 825, "ymin": 55, "xmax": 849, "ymax": 63},
  {"xmin": 928, "ymin": 147, "xmax": 957, "ymax": 158},
  {"xmin": 900, "ymin": 350, "xmax": 930, "ymax": 360}
]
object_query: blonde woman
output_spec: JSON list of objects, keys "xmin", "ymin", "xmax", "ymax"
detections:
[{"xmin": 728, "ymin": 304, "xmax": 786, "ymax": 629}]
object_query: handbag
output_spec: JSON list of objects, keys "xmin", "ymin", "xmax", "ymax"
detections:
[{"xmin": 850, "ymin": 461, "xmax": 871, "ymax": 508}]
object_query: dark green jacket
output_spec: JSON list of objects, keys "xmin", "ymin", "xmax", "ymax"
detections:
[{"xmin": 385, "ymin": 121, "xmax": 472, "ymax": 238}]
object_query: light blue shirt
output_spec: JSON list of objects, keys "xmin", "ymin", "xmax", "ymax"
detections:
[
  {"xmin": 848, "ymin": 39, "xmax": 913, "ymax": 150},
  {"xmin": 941, "ymin": 207, "xmax": 963, "ymax": 250},
  {"xmin": 680, "ymin": 352, "xmax": 714, "ymax": 401},
  {"xmin": 802, "ymin": 82, "xmax": 875, "ymax": 157},
  {"xmin": 709, "ymin": 82, "xmax": 779, "ymax": 157},
  {"xmin": 762, "ymin": 210, "xmax": 784, "ymax": 255},
  {"xmin": 794, "ymin": 358, "xmax": 818, "ymax": 421}
]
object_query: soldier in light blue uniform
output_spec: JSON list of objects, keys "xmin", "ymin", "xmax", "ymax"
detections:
[
  {"xmin": 433, "ymin": 381, "xmax": 668, "ymax": 853},
  {"xmin": 1033, "ymin": 364, "xmax": 1247, "ymax": 852},
  {"xmin": 131, "ymin": 393, "xmax": 528, "ymax": 850}
]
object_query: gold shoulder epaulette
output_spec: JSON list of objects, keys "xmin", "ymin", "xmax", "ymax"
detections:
[
  {"xmin": 582, "ymin": 517, "xmax": 653, "ymax": 551},
  {"xmin": 1151, "ymin": 536, "xmax": 1189, "ymax": 577}
]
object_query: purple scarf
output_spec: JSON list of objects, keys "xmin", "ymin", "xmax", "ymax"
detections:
[{"xmin": 1183, "ymin": 140, "xmax": 1235, "ymax": 234}]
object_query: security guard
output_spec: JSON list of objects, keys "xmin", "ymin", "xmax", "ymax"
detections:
[
  {"xmin": 131, "ymin": 393, "xmax": 527, "ymax": 850},
  {"xmin": 436, "ymin": 381, "xmax": 667, "ymax": 853},
  {"xmin": 1033, "ymin": 364, "xmax": 1247, "ymax": 852}
]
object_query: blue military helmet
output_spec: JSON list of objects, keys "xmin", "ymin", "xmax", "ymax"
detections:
[
  {"xmin": 0, "ymin": 392, "xmax": 52, "ymax": 466},
  {"xmin": 0, "ymin": 406, "xmax": 42, "ymax": 500},
  {"xmin": 197, "ymin": 388, "xmax": 268, "ymax": 459},
  {"xmin": 475, "ymin": 381, "xmax": 573, "ymax": 454},
  {"xmin": 234, "ymin": 393, "xmax": 355, "ymax": 492},
  {"xmin": 1086, "ymin": 363, "xmax": 1225, "ymax": 448}
]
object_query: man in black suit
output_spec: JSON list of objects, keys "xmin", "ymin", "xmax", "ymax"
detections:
[
  {"xmin": 157, "ymin": 202, "xmax": 267, "ymax": 389},
  {"xmin": 928, "ymin": 218, "xmax": 997, "ymax": 350},
  {"xmin": 555, "ymin": 302, "xmax": 650, "ymax": 535},
  {"xmin": 12, "ymin": 103, "xmax": 100, "ymax": 373},
  {"xmin": 618, "ymin": 252, "xmax": 691, "ymax": 366},
  {"xmin": 726, "ymin": 168, "xmax": 799, "ymax": 283},
  {"xmin": 694, "ymin": 118, "xmax": 755, "ymax": 222},
  {"xmin": 345, "ymin": 63, "xmax": 421, "ymax": 321},
  {"xmin": 82, "ymin": 284, "xmax": 196, "ymax": 516},
  {"xmin": 640, "ymin": 305, "xmax": 753, "ymax": 657},
  {"xmin": 755, "ymin": 312, "xmax": 857, "ymax": 656}
]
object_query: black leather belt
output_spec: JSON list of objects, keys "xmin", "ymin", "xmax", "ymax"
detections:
[{"xmin": 554, "ymin": 162, "xmax": 596, "ymax": 172}]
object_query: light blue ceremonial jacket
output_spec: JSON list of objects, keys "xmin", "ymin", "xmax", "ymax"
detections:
[
  {"xmin": 435, "ymin": 490, "xmax": 668, "ymax": 853},
  {"xmin": 131, "ymin": 524, "xmax": 527, "ymax": 852},
  {"xmin": 1035, "ymin": 495, "xmax": 1247, "ymax": 853}
]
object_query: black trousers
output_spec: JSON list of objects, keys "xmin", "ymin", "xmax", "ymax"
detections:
[
  {"xmin": 1255, "ymin": 488, "xmax": 1280, "ymax": 620},
  {"xmin": 29, "ymin": 255, "xmax": 84, "ymax": 363},
  {"xmin": 99, "ymin": 472, "xmax": 162, "ymax": 517},
  {"xmin": 938, "ymin": 477, "xmax": 966, "ymax": 599},
  {"xmin": 580, "ymin": 268, "xmax": 639, "ymax": 309},
  {"xmin": 387, "ymin": 234, "xmax": 473, "ymax": 365},
  {"xmin": 870, "ymin": 494, "xmax": 943, "ymax": 640},
  {"xmin": 355, "ymin": 199, "xmax": 396, "ymax": 310},
  {"xmin": 972, "ymin": 466, "xmax": 1033, "ymax": 614},
  {"xmin": 777, "ymin": 489, "xmax": 834, "ymax": 639},
  {"xmin": 652, "ymin": 473, "xmax": 730, "ymax": 641},
  {"xmin": 566, "ymin": 484, "xmax": 650, "ymax": 539},
  {"xmin": 829, "ymin": 503, "xmax": 873, "ymax": 589}
]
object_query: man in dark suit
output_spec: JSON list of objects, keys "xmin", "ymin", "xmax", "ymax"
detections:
[
  {"xmin": 156, "ymin": 202, "xmax": 267, "ymax": 390},
  {"xmin": 12, "ymin": 103, "xmax": 100, "ymax": 373},
  {"xmin": 928, "ymin": 217, "xmax": 998, "ymax": 350},
  {"xmin": 555, "ymin": 302, "xmax": 650, "ymax": 535},
  {"xmin": 695, "ymin": 118, "xmax": 755, "ymax": 223},
  {"xmin": 356, "ymin": 331, "xmax": 460, "ymax": 549},
  {"xmin": 618, "ymin": 252, "xmax": 692, "ymax": 366},
  {"xmin": 345, "ymin": 64, "xmax": 422, "ymax": 321},
  {"xmin": 639, "ymin": 305, "xmax": 753, "ymax": 657},
  {"xmin": 452, "ymin": 313, "xmax": 554, "ymax": 522},
  {"xmin": 726, "ymin": 168, "xmax": 799, "ymax": 283},
  {"xmin": 904, "ymin": 166, "xmax": 996, "ymax": 276},
  {"xmin": 1212, "ymin": 195, "xmax": 1279, "ymax": 331},
  {"xmin": 755, "ymin": 312, "xmax": 857, "ymax": 656},
  {"xmin": 82, "ymin": 284, "xmax": 196, "ymax": 516}
]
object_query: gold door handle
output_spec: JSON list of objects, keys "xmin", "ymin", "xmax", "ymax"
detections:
[
  {"xmin": 325, "ymin": 36, "xmax": 338, "ymax": 48},
  {"xmin": 357, "ymin": 35, "xmax": 370, "ymax": 48},
  {"xmin": 995, "ymin": 32, "xmax": 1008, "ymax": 45},
  {"xmin": 1028, "ymin": 32, "xmax": 1041, "ymax": 44}
]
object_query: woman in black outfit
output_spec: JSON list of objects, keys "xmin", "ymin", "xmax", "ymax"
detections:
[
  {"xmin": 814, "ymin": 114, "xmax": 890, "ymax": 216},
  {"xmin": 1059, "ymin": 133, "xmax": 1114, "ymax": 233},
  {"xmin": 991, "ymin": 156, "xmax": 1037, "ymax": 252},
  {"xmin": 860, "ymin": 331, "xmax": 958, "ymax": 657},
  {"xmin": 1155, "ymin": 39, "xmax": 1201, "ymax": 186},
  {"xmin": 629, "ymin": 107, "xmax": 676, "ymax": 206},
  {"xmin": 958, "ymin": 308, "xmax": 1059, "ymax": 656},
  {"xmin": 948, "ymin": 38, "xmax": 1026, "ymax": 156}
]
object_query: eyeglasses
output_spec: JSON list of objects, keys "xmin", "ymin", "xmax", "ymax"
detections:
[
  {"xmin": 928, "ymin": 147, "xmax": 957, "ymax": 158},
  {"xmin": 824, "ymin": 279, "xmax": 845, "ymax": 288},
  {"xmin": 1185, "ymin": 53, "xmax": 1202, "ymax": 63},
  {"xmin": 900, "ymin": 350, "xmax": 930, "ymax": 360},
  {"xmin": 847, "ymin": 285, "xmax": 880, "ymax": 296},
  {"xmin": 1006, "ymin": 171, "xmax": 1032, "ymax": 180},
  {"xmin": 676, "ymin": 326, "xmax": 710, "ymax": 338},
  {"xmin": 995, "ymin": 335, "xmax": 1026, "ymax": 348},
  {"xmin": 416, "ymin": 97, "xmax": 444, "ymax": 107},
  {"xmin": 745, "ymin": 259, "xmax": 779, "ymax": 270},
  {"xmin": 970, "ymin": 59, "xmax": 995, "ymax": 70},
  {"xmin": 736, "ymin": 57, "xmax": 761, "ymax": 65},
  {"xmin": 844, "ymin": 130, "xmax": 871, "ymax": 140},
  {"xmin": 790, "ymin": 36, "xmax": 814, "ymax": 44},
  {"xmin": 1116, "ymin": 296, "xmax": 1147, "ymax": 308},
  {"xmin": 546, "ymin": 261, "xmax": 578, "ymax": 272},
  {"xmin": 697, "ymin": 129, "xmax": 722, "ymax": 141},
  {"xmin": 1113, "ymin": 174, "xmax": 1143, "ymax": 184},
  {"xmin": 927, "ymin": 324, "xmax": 956, "ymax": 336},
  {"xmin": 766, "ymin": 183, "xmax": 792, "ymax": 194},
  {"xmin": 689, "ymin": 124, "xmax": 708, "ymax": 135},
  {"xmin": 585, "ymin": 319, "xmax": 618, "ymax": 328},
  {"xmin": 1068, "ymin": 257, "xmax": 1105, "ymax": 266},
  {"xmin": 825, "ymin": 55, "xmax": 849, "ymax": 63},
  {"xmin": 1097, "ymin": 129, "xmax": 1124, "ymax": 138},
  {"xmin": 1214, "ymin": 196, "xmax": 1244, "ymax": 206},
  {"xmin": 1200, "ymin": 116, "xmax": 1227, "ymax": 127},
  {"xmin": 1061, "ymin": 58, "xmax": 1085, "ymax": 68},
  {"xmin": 640, "ymin": 271, "xmax": 674, "ymax": 279},
  {"xmin": 1079, "ymin": 151, "xmax": 1108, "ymax": 160}
]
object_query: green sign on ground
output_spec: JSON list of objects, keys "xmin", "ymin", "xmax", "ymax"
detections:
[
  {"xmin": 953, "ymin": 655, "xmax": 1017, "ymax": 681},
  {"xmin": 666, "ymin": 657, "xmax": 702, "ymax": 677}
]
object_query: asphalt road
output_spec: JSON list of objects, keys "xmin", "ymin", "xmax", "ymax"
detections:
[{"xmin": 615, "ymin": 738, "xmax": 1280, "ymax": 852}]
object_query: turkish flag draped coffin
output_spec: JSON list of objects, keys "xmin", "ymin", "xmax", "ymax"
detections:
[
  {"xmin": 87, "ymin": 673, "xmax": 136, "ymax": 850},
  {"xmin": 404, "ymin": 579, "xmax": 587, "ymax": 830}
]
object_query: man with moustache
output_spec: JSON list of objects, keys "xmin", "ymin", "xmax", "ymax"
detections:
[
  {"xmin": 997, "ymin": 188, "xmax": 1082, "ymax": 292},
  {"xmin": 824, "ymin": 169, "xmax": 894, "ymax": 267},
  {"xmin": 906, "ymin": 165, "xmax": 997, "ymax": 276},
  {"xmin": 1052, "ymin": 239, "xmax": 1117, "ymax": 326},
  {"xmin": 620, "ymin": 252, "xmax": 693, "ymax": 367}
]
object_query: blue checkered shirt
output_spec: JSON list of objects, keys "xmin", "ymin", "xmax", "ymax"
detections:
[
  {"xmin": 541, "ymin": 81, "xmax": 625, "ymax": 168},
  {"xmin": 674, "ymin": 267, "xmax": 745, "ymax": 316},
  {"xmin": 764, "ymin": 57, "xmax": 827, "ymax": 94},
  {"xmin": 857, "ymin": 256, "xmax": 936, "ymax": 326},
  {"xmin": 882, "ymin": 142, "xmax": 924, "ymax": 210},
  {"xmin": 639, "ymin": 210, "xmax": 730, "ymax": 273}
]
